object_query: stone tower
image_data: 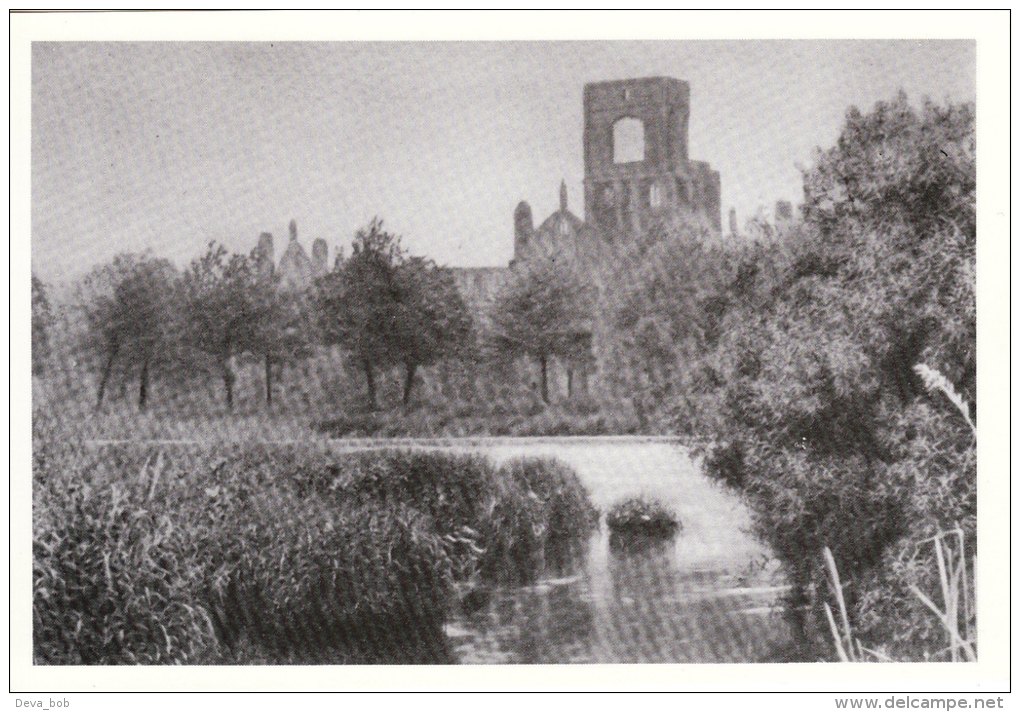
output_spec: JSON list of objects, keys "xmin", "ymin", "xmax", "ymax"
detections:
[
  {"xmin": 255, "ymin": 232, "xmax": 275, "ymax": 277},
  {"xmin": 513, "ymin": 200, "xmax": 534, "ymax": 264},
  {"xmin": 311, "ymin": 238, "xmax": 329, "ymax": 278},
  {"xmin": 583, "ymin": 77, "xmax": 721, "ymax": 236}
]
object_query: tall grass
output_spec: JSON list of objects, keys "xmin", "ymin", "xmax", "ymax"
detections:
[
  {"xmin": 823, "ymin": 530, "xmax": 976, "ymax": 663},
  {"xmin": 32, "ymin": 419, "xmax": 599, "ymax": 664},
  {"xmin": 907, "ymin": 528, "xmax": 976, "ymax": 662}
]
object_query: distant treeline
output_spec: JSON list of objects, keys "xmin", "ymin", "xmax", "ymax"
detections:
[{"xmin": 33, "ymin": 216, "xmax": 600, "ymax": 416}]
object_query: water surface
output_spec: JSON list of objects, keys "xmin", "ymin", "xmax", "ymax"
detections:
[{"xmin": 339, "ymin": 438, "xmax": 792, "ymax": 663}]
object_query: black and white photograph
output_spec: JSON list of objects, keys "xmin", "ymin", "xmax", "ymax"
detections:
[{"xmin": 10, "ymin": 8, "xmax": 1010, "ymax": 699}]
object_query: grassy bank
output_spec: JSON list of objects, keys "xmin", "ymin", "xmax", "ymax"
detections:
[
  {"xmin": 32, "ymin": 388, "xmax": 645, "ymax": 444},
  {"xmin": 32, "ymin": 414, "xmax": 599, "ymax": 664},
  {"xmin": 312, "ymin": 400, "xmax": 643, "ymax": 439}
]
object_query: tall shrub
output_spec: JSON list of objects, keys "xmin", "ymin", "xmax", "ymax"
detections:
[{"xmin": 700, "ymin": 94, "xmax": 976, "ymax": 659}]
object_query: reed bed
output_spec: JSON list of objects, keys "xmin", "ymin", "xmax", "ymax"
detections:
[{"xmin": 32, "ymin": 419, "xmax": 598, "ymax": 664}]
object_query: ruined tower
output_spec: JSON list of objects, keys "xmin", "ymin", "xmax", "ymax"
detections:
[
  {"xmin": 583, "ymin": 77, "xmax": 721, "ymax": 236},
  {"xmin": 311, "ymin": 238, "xmax": 329, "ymax": 278},
  {"xmin": 512, "ymin": 200, "xmax": 534, "ymax": 264},
  {"xmin": 255, "ymin": 232, "xmax": 275, "ymax": 277}
]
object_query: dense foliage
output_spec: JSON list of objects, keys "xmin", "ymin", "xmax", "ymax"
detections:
[
  {"xmin": 594, "ymin": 218, "xmax": 736, "ymax": 430},
  {"xmin": 696, "ymin": 94, "xmax": 976, "ymax": 659}
]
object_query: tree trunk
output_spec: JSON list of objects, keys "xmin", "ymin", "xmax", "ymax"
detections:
[
  {"xmin": 539, "ymin": 355, "xmax": 549, "ymax": 404},
  {"xmin": 96, "ymin": 347, "xmax": 118, "ymax": 408},
  {"xmin": 138, "ymin": 357, "xmax": 150, "ymax": 410},
  {"xmin": 222, "ymin": 360, "xmax": 235, "ymax": 411},
  {"xmin": 363, "ymin": 359, "xmax": 377, "ymax": 410},
  {"xmin": 264, "ymin": 354, "xmax": 273, "ymax": 407},
  {"xmin": 402, "ymin": 362, "xmax": 417, "ymax": 406}
]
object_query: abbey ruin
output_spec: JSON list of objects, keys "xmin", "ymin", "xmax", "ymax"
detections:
[
  {"xmin": 257, "ymin": 76, "xmax": 721, "ymax": 294},
  {"xmin": 252, "ymin": 77, "xmax": 722, "ymax": 399},
  {"xmin": 453, "ymin": 76, "xmax": 722, "ymax": 307}
]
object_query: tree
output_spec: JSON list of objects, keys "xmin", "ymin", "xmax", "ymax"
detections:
[
  {"xmin": 594, "ymin": 218, "xmax": 733, "ymax": 428},
  {"xmin": 317, "ymin": 220, "xmax": 402, "ymax": 410},
  {"xmin": 247, "ymin": 265, "xmax": 314, "ymax": 408},
  {"xmin": 317, "ymin": 218, "xmax": 473, "ymax": 409},
  {"xmin": 800, "ymin": 92, "xmax": 976, "ymax": 402},
  {"xmin": 700, "ymin": 94, "xmax": 976, "ymax": 657},
  {"xmin": 181, "ymin": 243, "xmax": 261, "ymax": 411},
  {"xmin": 392, "ymin": 256, "xmax": 472, "ymax": 405},
  {"xmin": 489, "ymin": 256, "xmax": 593, "ymax": 404},
  {"xmin": 32, "ymin": 274, "xmax": 52, "ymax": 376},
  {"xmin": 79, "ymin": 254, "xmax": 180, "ymax": 409}
]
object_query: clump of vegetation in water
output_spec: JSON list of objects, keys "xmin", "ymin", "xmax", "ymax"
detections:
[
  {"xmin": 606, "ymin": 497, "xmax": 681, "ymax": 538},
  {"xmin": 32, "ymin": 428, "xmax": 599, "ymax": 664}
]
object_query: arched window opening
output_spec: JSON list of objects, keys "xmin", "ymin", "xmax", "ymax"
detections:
[
  {"xmin": 613, "ymin": 117, "xmax": 645, "ymax": 164},
  {"xmin": 649, "ymin": 182, "xmax": 664, "ymax": 209}
]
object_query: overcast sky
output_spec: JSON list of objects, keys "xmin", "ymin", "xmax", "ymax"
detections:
[{"xmin": 32, "ymin": 40, "xmax": 975, "ymax": 283}]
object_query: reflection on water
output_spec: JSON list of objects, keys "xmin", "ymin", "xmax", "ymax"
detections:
[
  {"xmin": 335, "ymin": 439, "xmax": 793, "ymax": 664},
  {"xmin": 448, "ymin": 527, "xmax": 790, "ymax": 664}
]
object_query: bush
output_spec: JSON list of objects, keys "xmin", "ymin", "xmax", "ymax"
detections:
[
  {"xmin": 300, "ymin": 449, "xmax": 496, "ymax": 579},
  {"xmin": 306, "ymin": 450, "xmax": 600, "ymax": 583},
  {"xmin": 606, "ymin": 496, "xmax": 681, "ymax": 538}
]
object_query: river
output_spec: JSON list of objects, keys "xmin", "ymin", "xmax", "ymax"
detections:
[{"xmin": 333, "ymin": 437, "xmax": 793, "ymax": 664}]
